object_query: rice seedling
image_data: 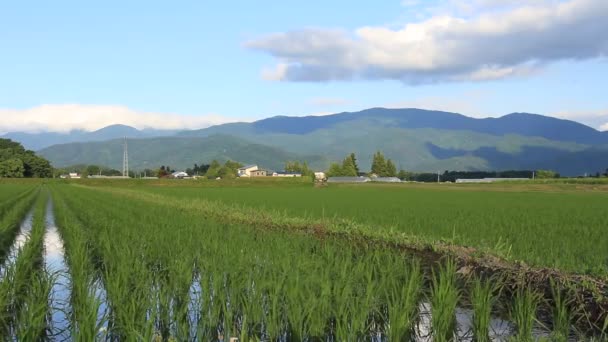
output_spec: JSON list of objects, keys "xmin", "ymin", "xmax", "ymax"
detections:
[
  {"xmin": 470, "ymin": 274, "xmax": 503, "ymax": 342},
  {"xmin": 549, "ymin": 279, "xmax": 573, "ymax": 342},
  {"xmin": 382, "ymin": 259, "xmax": 423, "ymax": 342},
  {"xmin": 15, "ymin": 270, "xmax": 52, "ymax": 341},
  {"xmin": 431, "ymin": 259, "xmax": 461, "ymax": 342},
  {"xmin": 510, "ymin": 286, "xmax": 541, "ymax": 342}
]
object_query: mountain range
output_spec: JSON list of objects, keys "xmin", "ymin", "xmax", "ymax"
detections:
[
  {"xmin": 1, "ymin": 124, "xmax": 177, "ymax": 151},
  {"xmin": 8, "ymin": 108, "xmax": 608, "ymax": 176}
]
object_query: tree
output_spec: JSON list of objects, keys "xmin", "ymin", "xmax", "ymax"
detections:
[
  {"xmin": 535, "ymin": 169, "xmax": 558, "ymax": 179},
  {"xmin": 341, "ymin": 156, "xmax": 358, "ymax": 176},
  {"xmin": 397, "ymin": 169, "xmax": 413, "ymax": 181},
  {"xmin": 349, "ymin": 153, "xmax": 359, "ymax": 174},
  {"xmin": 0, "ymin": 158, "xmax": 25, "ymax": 178},
  {"xmin": 0, "ymin": 139, "xmax": 52, "ymax": 178},
  {"xmin": 326, "ymin": 163, "xmax": 344, "ymax": 177},
  {"xmin": 86, "ymin": 165, "xmax": 101, "ymax": 176},
  {"xmin": 385, "ymin": 159, "xmax": 397, "ymax": 177},
  {"xmin": 285, "ymin": 161, "xmax": 314, "ymax": 177},
  {"xmin": 205, "ymin": 160, "xmax": 222, "ymax": 179},
  {"xmin": 371, "ymin": 151, "xmax": 387, "ymax": 176}
]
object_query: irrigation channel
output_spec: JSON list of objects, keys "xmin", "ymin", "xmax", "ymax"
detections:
[{"xmin": 0, "ymin": 185, "xmax": 605, "ymax": 341}]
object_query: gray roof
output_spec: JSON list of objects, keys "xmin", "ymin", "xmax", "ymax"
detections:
[
  {"xmin": 455, "ymin": 178, "xmax": 529, "ymax": 183},
  {"xmin": 327, "ymin": 176, "xmax": 371, "ymax": 183},
  {"xmin": 372, "ymin": 177, "xmax": 402, "ymax": 183},
  {"xmin": 238, "ymin": 164, "xmax": 258, "ymax": 170}
]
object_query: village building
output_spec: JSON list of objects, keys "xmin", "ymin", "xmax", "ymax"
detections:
[
  {"xmin": 250, "ymin": 169, "xmax": 267, "ymax": 177},
  {"xmin": 272, "ymin": 171, "xmax": 302, "ymax": 177},
  {"xmin": 171, "ymin": 171, "xmax": 189, "ymax": 179},
  {"xmin": 237, "ymin": 165, "xmax": 258, "ymax": 177}
]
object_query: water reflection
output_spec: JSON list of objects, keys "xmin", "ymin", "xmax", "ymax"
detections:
[
  {"xmin": 44, "ymin": 200, "xmax": 71, "ymax": 340},
  {"xmin": 0, "ymin": 210, "xmax": 34, "ymax": 278}
]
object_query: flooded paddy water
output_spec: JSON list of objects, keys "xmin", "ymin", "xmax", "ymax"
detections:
[{"xmin": 0, "ymin": 209, "xmax": 33, "ymax": 278}]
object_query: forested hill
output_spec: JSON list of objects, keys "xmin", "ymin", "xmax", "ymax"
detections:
[
  {"xmin": 30, "ymin": 108, "xmax": 608, "ymax": 176},
  {"xmin": 0, "ymin": 139, "xmax": 53, "ymax": 178}
]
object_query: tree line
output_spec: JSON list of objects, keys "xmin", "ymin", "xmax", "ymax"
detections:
[
  {"xmin": 326, "ymin": 152, "xmax": 398, "ymax": 177},
  {"xmin": 0, "ymin": 139, "xmax": 52, "ymax": 178}
]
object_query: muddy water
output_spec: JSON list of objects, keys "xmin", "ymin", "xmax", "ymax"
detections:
[
  {"xmin": 0, "ymin": 209, "xmax": 34, "ymax": 278},
  {"xmin": 44, "ymin": 200, "xmax": 71, "ymax": 340}
]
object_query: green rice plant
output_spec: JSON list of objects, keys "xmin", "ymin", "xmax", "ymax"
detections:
[
  {"xmin": 0, "ymin": 263, "xmax": 15, "ymax": 336},
  {"xmin": 0, "ymin": 187, "xmax": 39, "ymax": 264},
  {"xmin": 470, "ymin": 275, "xmax": 503, "ymax": 342},
  {"xmin": 39, "ymin": 181, "xmax": 608, "ymax": 340},
  {"xmin": 549, "ymin": 279, "xmax": 572, "ymax": 342},
  {"xmin": 431, "ymin": 259, "xmax": 460, "ymax": 342},
  {"xmin": 15, "ymin": 270, "xmax": 52, "ymax": 341},
  {"xmin": 510, "ymin": 286, "xmax": 541, "ymax": 342},
  {"xmin": 383, "ymin": 259, "xmax": 423, "ymax": 342}
]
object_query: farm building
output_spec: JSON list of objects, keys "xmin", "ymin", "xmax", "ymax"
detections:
[
  {"xmin": 250, "ymin": 170, "xmax": 267, "ymax": 177},
  {"xmin": 455, "ymin": 177, "xmax": 529, "ymax": 183},
  {"xmin": 68, "ymin": 173, "xmax": 81, "ymax": 179},
  {"xmin": 372, "ymin": 177, "xmax": 402, "ymax": 183},
  {"xmin": 171, "ymin": 171, "xmax": 189, "ymax": 179},
  {"xmin": 327, "ymin": 176, "xmax": 371, "ymax": 183},
  {"xmin": 238, "ymin": 165, "xmax": 258, "ymax": 177},
  {"xmin": 272, "ymin": 172, "xmax": 302, "ymax": 177}
]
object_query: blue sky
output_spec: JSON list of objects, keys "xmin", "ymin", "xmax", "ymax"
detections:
[{"xmin": 0, "ymin": 0, "xmax": 607, "ymax": 132}]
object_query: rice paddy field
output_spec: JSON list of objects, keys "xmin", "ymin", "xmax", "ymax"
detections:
[{"xmin": 0, "ymin": 178, "xmax": 606, "ymax": 341}]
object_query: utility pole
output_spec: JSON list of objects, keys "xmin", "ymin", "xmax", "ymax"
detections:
[
  {"xmin": 437, "ymin": 171, "xmax": 440, "ymax": 183},
  {"xmin": 122, "ymin": 137, "xmax": 129, "ymax": 177}
]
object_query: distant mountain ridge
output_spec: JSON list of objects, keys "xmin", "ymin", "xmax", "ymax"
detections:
[
  {"xmin": 39, "ymin": 134, "xmax": 328, "ymax": 171},
  {"xmin": 180, "ymin": 108, "xmax": 608, "ymax": 145},
  {"xmin": 29, "ymin": 108, "xmax": 608, "ymax": 176},
  {"xmin": 1, "ymin": 124, "xmax": 178, "ymax": 150}
]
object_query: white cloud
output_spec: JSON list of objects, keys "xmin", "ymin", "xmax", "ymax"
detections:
[
  {"xmin": 552, "ymin": 108, "xmax": 608, "ymax": 130},
  {"xmin": 0, "ymin": 104, "xmax": 238, "ymax": 134},
  {"xmin": 246, "ymin": 0, "xmax": 608, "ymax": 84},
  {"xmin": 401, "ymin": 0, "xmax": 420, "ymax": 7}
]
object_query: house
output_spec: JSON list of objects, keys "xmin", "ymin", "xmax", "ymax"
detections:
[
  {"xmin": 68, "ymin": 172, "xmax": 81, "ymax": 179},
  {"xmin": 238, "ymin": 165, "xmax": 258, "ymax": 177},
  {"xmin": 250, "ymin": 169, "xmax": 267, "ymax": 177},
  {"xmin": 171, "ymin": 171, "xmax": 189, "ymax": 179},
  {"xmin": 272, "ymin": 171, "xmax": 302, "ymax": 177}
]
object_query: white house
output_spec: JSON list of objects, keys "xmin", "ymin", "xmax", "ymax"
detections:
[
  {"xmin": 172, "ymin": 171, "xmax": 189, "ymax": 179},
  {"xmin": 238, "ymin": 165, "xmax": 258, "ymax": 177},
  {"xmin": 68, "ymin": 172, "xmax": 81, "ymax": 179}
]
